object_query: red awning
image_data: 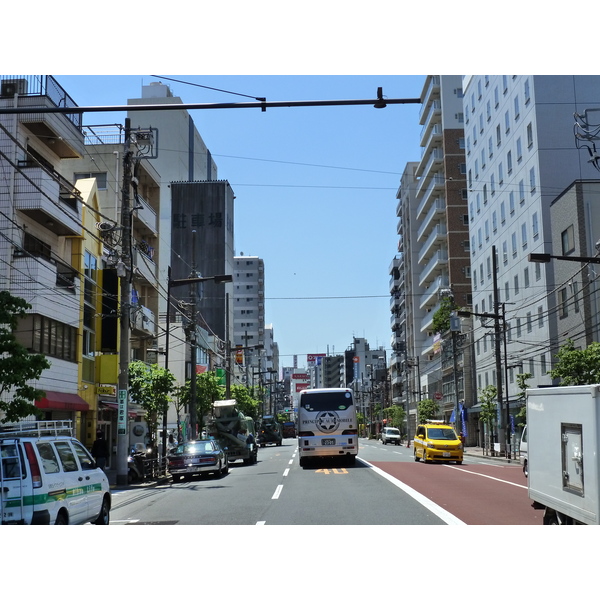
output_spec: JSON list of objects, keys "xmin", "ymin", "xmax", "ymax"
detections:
[
  {"xmin": 100, "ymin": 401, "xmax": 142, "ymax": 418},
  {"xmin": 36, "ymin": 391, "xmax": 90, "ymax": 412}
]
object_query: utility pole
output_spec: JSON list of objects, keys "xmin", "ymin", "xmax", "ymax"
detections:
[
  {"xmin": 492, "ymin": 245, "xmax": 505, "ymax": 457},
  {"xmin": 116, "ymin": 118, "xmax": 133, "ymax": 486},
  {"xmin": 188, "ymin": 230, "xmax": 200, "ymax": 440}
]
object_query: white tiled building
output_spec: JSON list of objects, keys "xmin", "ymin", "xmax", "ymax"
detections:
[{"xmin": 464, "ymin": 76, "xmax": 600, "ymax": 421}]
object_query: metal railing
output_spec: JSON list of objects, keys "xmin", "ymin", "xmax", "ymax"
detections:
[{"xmin": 0, "ymin": 75, "xmax": 82, "ymax": 130}]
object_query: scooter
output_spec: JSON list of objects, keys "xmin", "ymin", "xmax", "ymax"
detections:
[{"xmin": 127, "ymin": 445, "xmax": 146, "ymax": 483}]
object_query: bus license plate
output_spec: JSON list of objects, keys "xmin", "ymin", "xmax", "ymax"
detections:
[{"xmin": 322, "ymin": 439, "xmax": 336, "ymax": 446}]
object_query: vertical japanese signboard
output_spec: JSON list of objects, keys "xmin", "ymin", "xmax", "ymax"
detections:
[{"xmin": 117, "ymin": 388, "xmax": 128, "ymax": 435}]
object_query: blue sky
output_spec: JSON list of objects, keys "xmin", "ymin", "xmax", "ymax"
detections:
[{"xmin": 55, "ymin": 74, "xmax": 426, "ymax": 367}]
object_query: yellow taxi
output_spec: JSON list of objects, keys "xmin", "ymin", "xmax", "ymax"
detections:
[{"xmin": 413, "ymin": 420, "xmax": 463, "ymax": 464}]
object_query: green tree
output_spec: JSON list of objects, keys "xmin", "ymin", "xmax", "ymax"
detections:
[
  {"xmin": 0, "ymin": 291, "xmax": 50, "ymax": 424},
  {"xmin": 549, "ymin": 339, "xmax": 600, "ymax": 385},
  {"xmin": 383, "ymin": 404, "xmax": 406, "ymax": 429},
  {"xmin": 178, "ymin": 371, "xmax": 224, "ymax": 434},
  {"xmin": 418, "ymin": 398, "xmax": 439, "ymax": 422},
  {"xmin": 229, "ymin": 384, "xmax": 260, "ymax": 422},
  {"xmin": 431, "ymin": 296, "xmax": 458, "ymax": 334},
  {"xmin": 128, "ymin": 361, "xmax": 175, "ymax": 449},
  {"xmin": 478, "ymin": 385, "xmax": 498, "ymax": 455},
  {"xmin": 514, "ymin": 372, "xmax": 533, "ymax": 426}
]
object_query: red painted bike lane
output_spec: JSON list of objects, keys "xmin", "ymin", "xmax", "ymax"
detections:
[{"xmin": 371, "ymin": 460, "xmax": 543, "ymax": 525}]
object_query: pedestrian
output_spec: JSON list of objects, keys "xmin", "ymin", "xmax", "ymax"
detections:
[{"xmin": 92, "ymin": 432, "xmax": 109, "ymax": 471}]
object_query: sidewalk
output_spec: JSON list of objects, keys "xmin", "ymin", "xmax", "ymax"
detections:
[
  {"xmin": 463, "ymin": 445, "xmax": 518, "ymax": 463},
  {"xmin": 105, "ymin": 469, "xmax": 170, "ymax": 490}
]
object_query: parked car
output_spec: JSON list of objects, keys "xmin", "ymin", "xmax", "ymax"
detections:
[
  {"xmin": 0, "ymin": 421, "xmax": 111, "ymax": 525},
  {"xmin": 520, "ymin": 425, "xmax": 528, "ymax": 477},
  {"xmin": 381, "ymin": 427, "xmax": 401, "ymax": 445},
  {"xmin": 167, "ymin": 439, "xmax": 229, "ymax": 482},
  {"xmin": 413, "ymin": 420, "xmax": 463, "ymax": 465}
]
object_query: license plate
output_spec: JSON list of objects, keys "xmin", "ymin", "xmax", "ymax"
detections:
[
  {"xmin": 443, "ymin": 452, "xmax": 451, "ymax": 457},
  {"xmin": 322, "ymin": 439, "xmax": 336, "ymax": 446}
]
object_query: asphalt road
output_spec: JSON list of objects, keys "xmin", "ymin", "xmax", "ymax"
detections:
[{"xmin": 108, "ymin": 438, "xmax": 541, "ymax": 525}]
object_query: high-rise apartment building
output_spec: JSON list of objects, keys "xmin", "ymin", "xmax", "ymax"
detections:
[
  {"xmin": 233, "ymin": 255, "xmax": 266, "ymax": 384},
  {"xmin": 464, "ymin": 76, "xmax": 600, "ymax": 435},
  {"xmin": 391, "ymin": 75, "xmax": 470, "ymax": 434}
]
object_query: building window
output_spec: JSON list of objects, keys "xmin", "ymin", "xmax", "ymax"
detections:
[
  {"xmin": 514, "ymin": 95, "xmax": 520, "ymax": 120},
  {"xmin": 507, "ymin": 150, "xmax": 512, "ymax": 174},
  {"xmin": 505, "ymin": 281, "xmax": 510, "ymax": 301},
  {"xmin": 527, "ymin": 122, "xmax": 534, "ymax": 148},
  {"xmin": 496, "ymin": 124, "xmax": 501, "ymax": 146},
  {"xmin": 532, "ymin": 212, "xmax": 539, "ymax": 240},
  {"xmin": 501, "ymin": 201, "xmax": 506, "ymax": 224},
  {"xmin": 75, "ymin": 171, "xmax": 108, "ymax": 190},
  {"xmin": 509, "ymin": 192, "xmax": 515, "ymax": 215},
  {"xmin": 540, "ymin": 353, "xmax": 547, "ymax": 375},
  {"xmin": 517, "ymin": 137, "xmax": 523, "ymax": 162},
  {"xmin": 559, "ymin": 287, "xmax": 569, "ymax": 318},
  {"xmin": 514, "ymin": 274, "xmax": 520, "ymax": 295},
  {"xmin": 538, "ymin": 306, "xmax": 544, "ymax": 327},
  {"xmin": 524, "ymin": 78, "xmax": 531, "ymax": 104},
  {"xmin": 524, "ymin": 266, "xmax": 530, "ymax": 288},
  {"xmin": 527, "ymin": 312, "xmax": 532, "ymax": 333},
  {"xmin": 561, "ymin": 225, "xmax": 575, "ymax": 255},
  {"xmin": 521, "ymin": 222, "xmax": 528, "ymax": 249},
  {"xmin": 519, "ymin": 180, "xmax": 525, "ymax": 204},
  {"xmin": 573, "ymin": 281, "xmax": 580, "ymax": 313},
  {"xmin": 529, "ymin": 167, "xmax": 536, "ymax": 193},
  {"xmin": 512, "ymin": 232, "xmax": 517, "ymax": 257},
  {"xmin": 503, "ymin": 240, "xmax": 508, "ymax": 265}
]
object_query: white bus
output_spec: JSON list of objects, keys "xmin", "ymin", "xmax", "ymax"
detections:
[{"xmin": 297, "ymin": 388, "xmax": 358, "ymax": 467}]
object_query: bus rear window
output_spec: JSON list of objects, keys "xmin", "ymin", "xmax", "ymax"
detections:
[{"xmin": 300, "ymin": 391, "xmax": 353, "ymax": 411}]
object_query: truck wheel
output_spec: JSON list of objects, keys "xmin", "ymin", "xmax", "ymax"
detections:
[
  {"xmin": 414, "ymin": 450, "xmax": 420, "ymax": 462},
  {"xmin": 523, "ymin": 460, "xmax": 528, "ymax": 478}
]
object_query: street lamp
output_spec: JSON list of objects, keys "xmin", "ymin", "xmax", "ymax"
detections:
[{"xmin": 163, "ymin": 267, "xmax": 232, "ymax": 453}]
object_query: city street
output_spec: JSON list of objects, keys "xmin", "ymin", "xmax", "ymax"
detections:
[{"xmin": 108, "ymin": 438, "xmax": 540, "ymax": 525}]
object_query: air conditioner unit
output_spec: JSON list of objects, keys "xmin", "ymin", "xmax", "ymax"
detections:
[{"xmin": 1, "ymin": 79, "xmax": 28, "ymax": 98}]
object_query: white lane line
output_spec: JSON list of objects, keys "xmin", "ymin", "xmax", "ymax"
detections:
[
  {"xmin": 272, "ymin": 484, "xmax": 283, "ymax": 500},
  {"xmin": 256, "ymin": 521, "xmax": 266, "ymax": 525},
  {"xmin": 443, "ymin": 464, "xmax": 527, "ymax": 489},
  {"xmin": 357, "ymin": 457, "xmax": 466, "ymax": 526},
  {"xmin": 288, "ymin": 459, "xmax": 294, "ymax": 465},
  {"xmin": 283, "ymin": 468, "xmax": 290, "ymax": 477}
]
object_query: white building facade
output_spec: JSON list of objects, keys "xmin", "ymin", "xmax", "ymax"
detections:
[{"xmin": 464, "ymin": 75, "xmax": 600, "ymax": 425}]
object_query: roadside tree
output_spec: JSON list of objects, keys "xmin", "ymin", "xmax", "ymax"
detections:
[
  {"xmin": 478, "ymin": 385, "xmax": 498, "ymax": 456},
  {"xmin": 549, "ymin": 339, "xmax": 600, "ymax": 385},
  {"xmin": 0, "ymin": 291, "xmax": 50, "ymax": 424},
  {"xmin": 418, "ymin": 398, "xmax": 439, "ymax": 422},
  {"xmin": 129, "ymin": 361, "xmax": 175, "ymax": 451}
]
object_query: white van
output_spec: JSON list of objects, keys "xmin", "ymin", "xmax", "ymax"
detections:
[
  {"xmin": 0, "ymin": 421, "xmax": 111, "ymax": 525},
  {"xmin": 381, "ymin": 427, "xmax": 401, "ymax": 445},
  {"xmin": 519, "ymin": 425, "xmax": 528, "ymax": 477}
]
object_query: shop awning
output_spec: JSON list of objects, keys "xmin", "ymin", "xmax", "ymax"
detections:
[
  {"xmin": 36, "ymin": 391, "xmax": 90, "ymax": 412},
  {"xmin": 99, "ymin": 400, "xmax": 143, "ymax": 418}
]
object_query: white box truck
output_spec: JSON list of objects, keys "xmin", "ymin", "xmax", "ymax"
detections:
[{"xmin": 527, "ymin": 384, "xmax": 600, "ymax": 524}]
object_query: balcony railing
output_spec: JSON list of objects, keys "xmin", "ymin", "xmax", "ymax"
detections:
[{"xmin": 0, "ymin": 75, "xmax": 81, "ymax": 130}]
